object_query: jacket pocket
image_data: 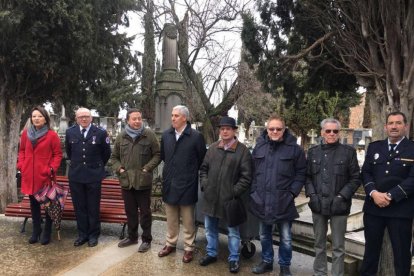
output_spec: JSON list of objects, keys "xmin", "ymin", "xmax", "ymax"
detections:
[
  {"xmin": 330, "ymin": 196, "xmax": 349, "ymax": 215},
  {"xmin": 249, "ymin": 190, "xmax": 264, "ymax": 216},
  {"xmin": 253, "ymin": 154, "xmax": 265, "ymax": 174},
  {"xmin": 139, "ymin": 170, "xmax": 152, "ymax": 188},
  {"xmin": 279, "ymin": 156, "xmax": 294, "ymax": 176},
  {"xmin": 310, "ymin": 159, "xmax": 321, "ymax": 174},
  {"xmin": 275, "ymin": 190, "xmax": 294, "ymax": 215},
  {"xmin": 308, "ymin": 194, "xmax": 321, "ymax": 213},
  {"xmin": 119, "ymin": 171, "xmax": 130, "ymax": 189},
  {"xmin": 334, "ymin": 160, "xmax": 346, "ymax": 175}
]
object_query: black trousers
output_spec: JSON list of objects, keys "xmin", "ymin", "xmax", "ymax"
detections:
[
  {"xmin": 69, "ymin": 180, "xmax": 101, "ymax": 240},
  {"xmin": 122, "ymin": 188, "xmax": 152, "ymax": 242},
  {"xmin": 360, "ymin": 213, "xmax": 413, "ymax": 276}
]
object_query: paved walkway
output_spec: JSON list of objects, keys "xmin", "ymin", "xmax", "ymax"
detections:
[{"xmin": 0, "ymin": 215, "xmax": 318, "ymax": 276}]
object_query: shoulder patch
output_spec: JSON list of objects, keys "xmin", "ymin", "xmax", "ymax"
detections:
[{"xmin": 106, "ymin": 137, "xmax": 110, "ymax": 144}]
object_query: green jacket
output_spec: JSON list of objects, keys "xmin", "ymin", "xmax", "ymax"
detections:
[{"xmin": 110, "ymin": 128, "xmax": 161, "ymax": 190}]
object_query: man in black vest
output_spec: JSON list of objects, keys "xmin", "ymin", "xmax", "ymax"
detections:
[
  {"xmin": 65, "ymin": 107, "xmax": 111, "ymax": 247},
  {"xmin": 360, "ymin": 111, "xmax": 414, "ymax": 276}
]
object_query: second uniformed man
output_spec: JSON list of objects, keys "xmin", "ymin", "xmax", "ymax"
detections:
[{"xmin": 360, "ymin": 111, "xmax": 414, "ymax": 276}]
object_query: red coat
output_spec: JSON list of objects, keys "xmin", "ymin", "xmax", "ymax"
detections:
[{"xmin": 17, "ymin": 129, "xmax": 63, "ymax": 195}]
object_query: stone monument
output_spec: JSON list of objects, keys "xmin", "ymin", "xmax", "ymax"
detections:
[{"xmin": 154, "ymin": 23, "xmax": 185, "ymax": 133}]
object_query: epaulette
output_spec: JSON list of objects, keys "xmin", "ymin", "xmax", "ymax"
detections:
[{"xmin": 68, "ymin": 125, "xmax": 77, "ymax": 129}]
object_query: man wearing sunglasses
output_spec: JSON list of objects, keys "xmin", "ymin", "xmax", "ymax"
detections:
[
  {"xmin": 250, "ymin": 114, "xmax": 306, "ymax": 275},
  {"xmin": 305, "ymin": 118, "xmax": 360, "ymax": 276},
  {"xmin": 360, "ymin": 111, "xmax": 414, "ymax": 276}
]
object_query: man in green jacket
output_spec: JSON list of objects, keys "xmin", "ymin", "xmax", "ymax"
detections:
[{"xmin": 110, "ymin": 109, "xmax": 161, "ymax": 252}]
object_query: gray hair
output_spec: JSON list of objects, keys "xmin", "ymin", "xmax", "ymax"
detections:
[
  {"xmin": 75, "ymin": 107, "xmax": 92, "ymax": 117},
  {"xmin": 320, "ymin": 118, "xmax": 341, "ymax": 129},
  {"xmin": 173, "ymin": 105, "xmax": 189, "ymax": 119}
]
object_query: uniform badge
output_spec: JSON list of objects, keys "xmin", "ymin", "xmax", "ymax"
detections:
[
  {"xmin": 374, "ymin": 153, "xmax": 379, "ymax": 160},
  {"xmin": 92, "ymin": 136, "xmax": 96, "ymax": 144},
  {"xmin": 106, "ymin": 137, "xmax": 110, "ymax": 144}
]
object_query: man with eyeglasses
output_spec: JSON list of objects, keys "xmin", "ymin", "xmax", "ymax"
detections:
[
  {"xmin": 360, "ymin": 111, "xmax": 414, "ymax": 276},
  {"xmin": 305, "ymin": 118, "xmax": 360, "ymax": 276},
  {"xmin": 250, "ymin": 114, "xmax": 306, "ymax": 275}
]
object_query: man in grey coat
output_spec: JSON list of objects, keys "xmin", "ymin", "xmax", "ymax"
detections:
[{"xmin": 199, "ymin": 116, "xmax": 252, "ymax": 274}]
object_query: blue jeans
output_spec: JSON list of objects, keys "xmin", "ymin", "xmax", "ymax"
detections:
[
  {"xmin": 204, "ymin": 215, "xmax": 241, "ymax": 261},
  {"xmin": 259, "ymin": 221, "xmax": 292, "ymax": 266}
]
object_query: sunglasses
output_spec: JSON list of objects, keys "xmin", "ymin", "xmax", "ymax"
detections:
[
  {"xmin": 324, "ymin": 129, "xmax": 339, "ymax": 134},
  {"xmin": 268, "ymin": 127, "xmax": 284, "ymax": 132}
]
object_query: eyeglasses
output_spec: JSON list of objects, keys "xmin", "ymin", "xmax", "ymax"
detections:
[
  {"xmin": 77, "ymin": 116, "xmax": 91, "ymax": 120},
  {"xmin": 268, "ymin": 127, "xmax": 284, "ymax": 132},
  {"xmin": 324, "ymin": 129, "xmax": 339, "ymax": 134}
]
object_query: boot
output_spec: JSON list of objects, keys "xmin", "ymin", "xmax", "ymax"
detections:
[
  {"xmin": 40, "ymin": 215, "xmax": 52, "ymax": 245},
  {"xmin": 28, "ymin": 196, "xmax": 42, "ymax": 244},
  {"xmin": 279, "ymin": 266, "xmax": 292, "ymax": 276}
]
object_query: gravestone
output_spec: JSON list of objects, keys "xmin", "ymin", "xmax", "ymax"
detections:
[{"xmin": 154, "ymin": 23, "xmax": 185, "ymax": 133}]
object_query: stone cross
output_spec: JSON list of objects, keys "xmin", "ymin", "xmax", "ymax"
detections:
[{"xmin": 307, "ymin": 129, "xmax": 318, "ymax": 145}]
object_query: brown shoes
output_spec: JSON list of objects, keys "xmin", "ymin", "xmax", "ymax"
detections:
[
  {"xmin": 182, "ymin": 250, "xmax": 193, "ymax": 263},
  {"xmin": 118, "ymin": 238, "xmax": 138, "ymax": 248},
  {"xmin": 158, "ymin": 245, "xmax": 176, "ymax": 257}
]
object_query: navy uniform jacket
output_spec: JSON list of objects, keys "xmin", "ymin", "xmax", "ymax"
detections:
[
  {"xmin": 362, "ymin": 137, "xmax": 414, "ymax": 218},
  {"xmin": 65, "ymin": 124, "xmax": 111, "ymax": 183}
]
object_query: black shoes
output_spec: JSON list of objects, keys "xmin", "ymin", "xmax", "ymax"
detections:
[
  {"xmin": 252, "ymin": 261, "xmax": 273, "ymax": 274},
  {"xmin": 28, "ymin": 233, "xmax": 41, "ymax": 244},
  {"xmin": 40, "ymin": 218, "xmax": 52, "ymax": 245},
  {"xmin": 88, "ymin": 238, "xmax": 98, "ymax": 247},
  {"xmin": 138, "ymin": 242, "xmax": 151, "ymax": 253},
  {"xmin": 199, "ymin": 255, "xmax": 217, "ymax": 266},
  {"xmin": 229, "ymin": 260, "xmax": 240, "ymax": 273},
  {"xmin": 279, "ymin": 266, "xmax": 292, "ymax": 276},
  {"xmin": 118, "ymin": 238, "xmax": 138, "ymax": 248},
  {"xmin": 74, "ymin": 237, "xmax": 88, "ymax": 247}
]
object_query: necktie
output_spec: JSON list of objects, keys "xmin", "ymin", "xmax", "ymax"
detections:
[
  {"xmin": 81, "ymin": 128, "xmax": 86, "ymax": 138},
  {"xmin": 389, "ymin": 144, "xmax": 396, "ymax": 153}
]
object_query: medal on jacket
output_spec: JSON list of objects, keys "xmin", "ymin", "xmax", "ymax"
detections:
[
  {"xmin": 374, "ymin": 153, "xmax": 379, "ymax": 160},
  {"xmin": 92, "ymin": 136, "xmax": 96, "ymax": 144}
]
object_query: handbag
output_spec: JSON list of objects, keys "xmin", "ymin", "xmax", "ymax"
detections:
[{"xmin": 224, "ymin": 196, "xmax": 247, "ymax": 227}]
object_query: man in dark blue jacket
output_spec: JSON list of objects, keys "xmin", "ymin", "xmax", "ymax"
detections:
[
  {"xmin": 305, "ymin": 118, "xmax": 360, "ymax": 276},
  {"xmin": 250, "ymin": 114, "xmax": 306, "ymax": 275},
  {"xmin": 65, "ymin": 107, "xmax": 111, "ymax": 247},
  {"xmin": 360, "ymin": 111, "xmax": 414, "ymax": 276},
  {"xmin": 158, "ymin": 105, "xmax": 206, "ymax": 263}
]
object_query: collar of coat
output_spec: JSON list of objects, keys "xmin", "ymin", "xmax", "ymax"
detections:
[
  {"xmin": 217, "ymin": 137, "xmax": 238, "ymax": 152},
  {"xmin": 168, "ymin": 122, "xmax": 192, "ymax": 136}
]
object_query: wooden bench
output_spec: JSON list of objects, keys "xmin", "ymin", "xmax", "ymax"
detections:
[{"xmin": 4, "ymin": 176, "xmax": 128, "ymax": 239}]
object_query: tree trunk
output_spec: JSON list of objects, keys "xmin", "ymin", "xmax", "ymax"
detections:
[
  {"xmin": 141, "ymin": 0, "xmax": 156, "ymax": 125},
  {"xmin": 366, "ymin": 87, "xmax": 386, "ymax": 141},
  {"xmin": 0, "ymin": 97, "xmax": 23, "ymax": 212}
]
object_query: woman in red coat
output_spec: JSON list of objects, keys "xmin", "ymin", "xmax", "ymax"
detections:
[{"xmin": 17, "ymin": 106, "xmax": 62, "ymax": 245}]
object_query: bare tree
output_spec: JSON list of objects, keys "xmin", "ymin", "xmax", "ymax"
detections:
[
  {"xmin": 281, "ymin": 0, "xmax": 414, "ymax": 140},
  {"xmin": 152, "ymin": 0, "xmax": 252, "ymax": 143}
]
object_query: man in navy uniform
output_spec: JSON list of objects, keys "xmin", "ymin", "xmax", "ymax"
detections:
[
  {"xmin": 65, "ymin": 107, "xmax": 111, "ymax": 247},
  {"xmin": 360, "ymin": 111, "xmax": 414, "ymax": 276}
]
